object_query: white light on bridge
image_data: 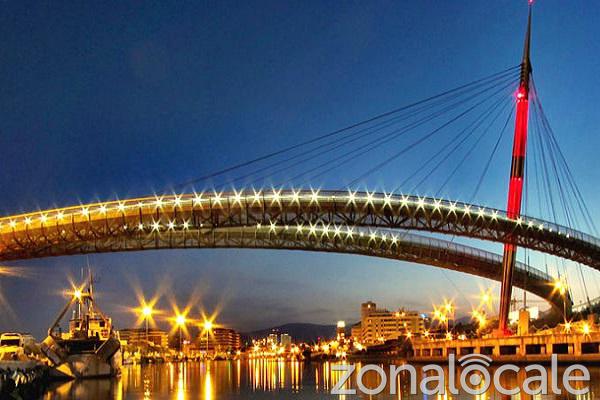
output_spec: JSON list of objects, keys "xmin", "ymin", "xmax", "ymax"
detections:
[
  {"xmin": 310, "ymin": 189, "xmax": 320, "ymax": 205},
  {"xmin": 448, "ymin": 202, "xmax": 457, "ymax": 214},
  {"xmin": 233, "ymin": 190, "xmax": 243, "ymax": 205},
  {"xmin": 271, "ymin": 188, "xmax": 282, "ymax": 205},
  {"xmin": 365, "ymin": 191, "xmax": 375, "ymax": 206},
  {"xmin": 384, "ymin": 192, "xmax": 393, "ymax": 207},
  {"xmin": 346, "ymin": 226, "xmax": 354, "ymax": 239},
  {"xmin": 400, "ymin": 196, "xmax": 409, "ymax": 208},
  {"xmin": 174, "ymin": 195, "xmax": 182, "ymax": 207},
  {"xmin": 252, "ymin": 190, "xmax": 262, "ymax": 204},
  {"xmin": 193, "ymin": 192, "xmax": 204, "ymax": 206},
  {"xmin": 334, "ymin": 225, "xmax": 341, "ymax": 238},
  {"xmin": 346, "ymin": 190, "xmax": 357, "ymax": 206},
  {"xmin": 291, "ymin": 190, "xmax": 300, "ymax": 204},
  {"xmin": 212, "ymin": 191, "xmax": 223, "ymax": 206},
  {"xmin": 322, "ymin": 223, "xmax": 331, "ymax": 238}
]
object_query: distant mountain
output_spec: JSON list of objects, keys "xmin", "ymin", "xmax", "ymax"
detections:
[{"xmin": 243, "ymin": 323, "xmax": 339, "ymax": 344}]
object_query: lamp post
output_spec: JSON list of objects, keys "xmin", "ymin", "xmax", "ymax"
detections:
[
  {"xmin": 142, "ymin": 306, "xmax": 153, "ymax": 344},
  {"xmin": 444, "ymin": 302, "xmax": 454, "ymax": 332},
  {"xmin": 554, "ymin": 278, "xmax": 568, "ymax": 323},
  {"xmin": 176, "ymin": 314, "xmax": 186, "ymax": 355},
  {"xmin": 203, "ymin": 320, "xmax": 213, "ymax": 358}
]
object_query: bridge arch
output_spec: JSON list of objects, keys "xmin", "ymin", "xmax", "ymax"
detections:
[
  {"xmin": 0, "ymin": 190, "xmax": 586, "ymax": 313},
  {"xmin": 1, "ymin": 190, "xmax": 597, "ymax": 268}
]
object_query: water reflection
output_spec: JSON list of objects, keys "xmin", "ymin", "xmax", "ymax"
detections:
[{"xmin": 41, "ymin": 360, "xmax": 599, "ymax": 399}]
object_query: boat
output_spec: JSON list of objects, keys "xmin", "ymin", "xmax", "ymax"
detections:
[{"xmin": 40, "ymin": 272, "xmax": 122, "ymax": 379}]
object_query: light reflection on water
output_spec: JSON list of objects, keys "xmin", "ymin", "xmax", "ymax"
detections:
[{"xmin": 41, "ymin": 360, "xmax": 598, "ymax": 399}]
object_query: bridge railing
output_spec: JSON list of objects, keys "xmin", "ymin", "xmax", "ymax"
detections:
[{"xmin": 394, "ymin": 230, "xmax": 552, "ymax": 282}]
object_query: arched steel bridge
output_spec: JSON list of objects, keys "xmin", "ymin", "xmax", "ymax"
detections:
[{"xmin": 2, "ymin": 189, "xmax": 598, "ymax": 312}]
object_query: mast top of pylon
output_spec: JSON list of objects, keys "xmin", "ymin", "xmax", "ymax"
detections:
[{"xmin": 521, "ymin": 2, "xmax": 533, "ymax": 88}]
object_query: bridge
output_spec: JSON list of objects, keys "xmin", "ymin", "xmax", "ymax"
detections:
[{"xmin": 2, "ymin": 189, "xmax": 598, "ymax": 313}]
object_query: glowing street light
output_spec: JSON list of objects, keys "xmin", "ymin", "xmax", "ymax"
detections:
[
  {"xmin": 203, "ymin": 319, "xmax": 214, "ymax": 356},
  {"xmin": 479, "ymin": 289, "xmax": 494, "ymax": 311},
  {"xmin": 582, "ymin": 323, "xmax": 591, "ymax": 336},
  {"xmin": 141, "ymin": 306, "xmax": 153, "ymax": 343},
  {"xmin": 175, "ymin": 314, "xmax": 187, "ymax": 353},
  {"xmin": 554, "ymin": 279, "xmax": 568, "ymax": 296},
  {"xmin": 553, "ymin": 278, "xmax": 569, "ymax": 322}
]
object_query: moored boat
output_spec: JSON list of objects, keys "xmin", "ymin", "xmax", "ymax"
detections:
[{"xmin": 41, "ymin": 272, "xmax": 122, "ymax": 379}]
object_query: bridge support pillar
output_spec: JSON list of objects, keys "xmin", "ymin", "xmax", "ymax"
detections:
[{"xmin": 498, "ymin": 6, "xmax": 532, "ymax": 334}]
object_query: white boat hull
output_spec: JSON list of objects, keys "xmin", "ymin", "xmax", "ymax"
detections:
[{"xmin": 51, "ymin": 350, "xmax": 122, "ymax": 379}]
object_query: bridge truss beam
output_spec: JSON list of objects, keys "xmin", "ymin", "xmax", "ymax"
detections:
[{"xmin": 2, "ymin": 191, "xmax": 596, "ymax": 270}]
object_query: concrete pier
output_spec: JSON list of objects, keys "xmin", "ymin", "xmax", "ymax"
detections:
[{"xmin": 412, "ymin": 331, "xmax": 600, "ymax": 364}]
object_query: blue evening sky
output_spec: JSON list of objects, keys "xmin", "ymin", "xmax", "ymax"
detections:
[{"xmin": 1, "ymin": 1, "xmax": 599, "ymax": 337}]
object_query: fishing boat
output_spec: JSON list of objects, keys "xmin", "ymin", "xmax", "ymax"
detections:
[{"xmin": 41, "ymin": 272, "xmax": 122, "ymax": 379}]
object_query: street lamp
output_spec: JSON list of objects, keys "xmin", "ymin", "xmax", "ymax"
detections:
[
  {"xmin": 142, "ymin": 306, "xmax": 153, "ymax": 344},
  {"xmin": 554, "ymin": 278, "xmax": 568, "ymax": 322},
  {"xmin": 479, "ymin": 289, "xmax": 493, "ymax": 311},
  {"xmin": 176, "ymin": 314, "xmax": 186, "ymax": 354},
  {"xmin": 444, "ymin": 301, "xmax": 454, "ymax": 332},
  {"xmin": 203, "ymin": 320, "xmax": 214, "ymax": 357}
]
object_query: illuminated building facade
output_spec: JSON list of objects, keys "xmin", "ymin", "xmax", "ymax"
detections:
[
  {"xmin": 198, "ymin": 328, "xmax": 242, "ymax": 353},
  {"xmin": 353, "ymin": 301, "xmax": 426, "ymax": 345},
  {"xmin": 280, "ymin": 333, "xmax": 292, "ymax": 347},
  {"xmin": 119, "ymin": 328, "xmax": 169, "ymax": 348}
]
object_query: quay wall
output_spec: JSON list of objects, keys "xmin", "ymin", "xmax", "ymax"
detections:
[{"xmin": 411, "ymin": 332, "xmax": 600, "ymax": 364}]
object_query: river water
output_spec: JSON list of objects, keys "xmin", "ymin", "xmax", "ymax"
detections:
[{"xmin": 40, "ymin": 359, "xmax": 598, "ymax": 399}]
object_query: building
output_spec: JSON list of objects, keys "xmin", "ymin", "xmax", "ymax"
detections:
[
  {"xmin": 280, "ymin": 333, "xmax": 292, "ymax": 347},
  {"xmin": 267, "ymin": 333, "xmax": 279, "ymax": 346},
  {"xmin": 351, "ymin": 323, "xmax": 362, "ymax": 340},
  {"xmin": 336, "ymin": 321, "xmax": 346, "ymax": 341},
  {"xmin": 119, "ymin": 328, "xmax": 169, "ymax": 348},
  {"xmin": 353, "ymin": 301, "xmax": 426, "ymax": 345},
  {"xmin": 198, "ymin": 328, "xmax": 242, "ymax": 353}
]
